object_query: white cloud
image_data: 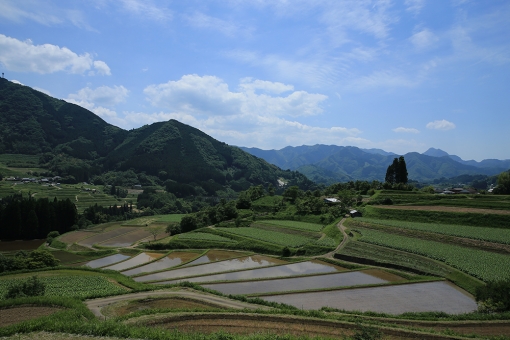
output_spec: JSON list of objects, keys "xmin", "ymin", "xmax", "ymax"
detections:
[
  {"xmin": 410, "ymin": 28, "xmax": 438, "ymax": 50},
  {"xmin": 426, "ymin": 119, "xmax": 456, "ymax": 130},
  {"xmin": 184, "ymin": 12, "xmax": 250, "ymax": 37},
  {"xmin": 349, "ymin": 69, "xmax": 416, "ymax": 90},
  {"xmin": 93, "ymin": 61, "xmax": 111, "ymax": 76},
  {"xmin": 405, "ymin": 0, "xmax": 425, "ymax": 15},
  {"xmin": 0, "ymin": 34, "xmax": 110, "ymax": 75},
  {"xmin": 33, "ymin": 87, "xmax": 51, "ymax": 96},
  {"xmin": 10, "ymin": 79, "xmax": 23, "ymax": 85},
  {"xmin": 393, "ymin": 127, "xmax": 420, "ymax": 134},
  {"xmin": 67, "ymin": 85, "xmax": 129, "ymax": 107},
  {"xmin": 119, "ymin": 0, "xmax": 171, "ymax": 21},
  {"xmin": 144, "ymin": 75, "xmax": 328, "ymax": 117}
]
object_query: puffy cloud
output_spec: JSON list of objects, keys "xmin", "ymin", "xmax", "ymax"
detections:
[
  {"xmin": 67, "ymin": 85, "xmax": 129, "ymax": 107},
  {"xmin": 426, "ymin": 119, "xmax": 456, "ymax": 130},
  {"xmin": 10, "ymin": 79, "xmax": 23, "ymax": 85},
  {"xmin": 144, "ymin": 75, "xmax": 328, "ymax": 117},
  {"xmin": 0, "ymin": 34, "xmax": 110, "ymax": 75},
  {"xmin": 393, "ymin": 127, "xmax": 420, "ymax": 134}
]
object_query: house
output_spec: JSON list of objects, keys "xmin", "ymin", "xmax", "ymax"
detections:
[
  {"xmin": 324, "ymin": 198, "xmax": 339, "ymax": 204},
  {"xmin": 132, "ymin": 184, "xmax": 142, "ymax": 189},
  {"xmin": 350, "ymin": 210, "xmax": 362, "ymax": 218}
]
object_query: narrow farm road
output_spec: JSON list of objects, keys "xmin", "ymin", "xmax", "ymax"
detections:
[
  {"xmin": 85, "ymin": 289, "xmax": 272, "ymax": 318},
  {"xmin": 317, "ymin": 217, "xmax": 348, "ymax": 259}
]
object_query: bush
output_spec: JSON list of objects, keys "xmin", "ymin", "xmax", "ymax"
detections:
[
  {"xmin": 475, "ymin": 279, "xmax": 510, "ymax": 313},
  {"xmin": 46, "ymin": 230, "xmax": 60, "ymax": 244},
  {"xmin": 166, "ymin": 223, "xmax": 182, "ymax": 235},
  {"xmin": 5, "ymin": 276, "xmax": 46, "ymax": 299}
]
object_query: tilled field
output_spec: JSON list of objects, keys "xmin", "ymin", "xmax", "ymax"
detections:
[
  {"xmin": 0, "ymin": 307, "xmax": 62, "ymax": 327},
  {"xmin": 376, "ymin": 205, "xmax": 510, "ymax": 215}
]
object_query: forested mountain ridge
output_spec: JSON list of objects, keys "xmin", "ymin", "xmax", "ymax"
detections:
[
  {"xmin": 241, "ymin": 145, "xmax": 504, "ymax": 184},
  {"xmin": 0, "ymin": 78, "xmax": 314, "ymax": 193}
]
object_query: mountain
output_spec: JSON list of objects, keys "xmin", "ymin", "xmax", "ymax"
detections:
[
  {"xmin": 242, "ymin": 144, "xmax": 505, "ymax": 184},
  {"xmin": 422, "ymin": 148, "xmax": 510, "ymax": 172},
  {"xmin": 0, "ymin": 78, "xmax": 315, "ymax": 193}
]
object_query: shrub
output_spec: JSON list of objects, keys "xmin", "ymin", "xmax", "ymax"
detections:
[
  {"xmin": 476, "ymin": 279, "xmax": 510, "ymax": 313},
  {"xmin": 5, "ymin": 276, "xmax": 46, "ymax": 299}
]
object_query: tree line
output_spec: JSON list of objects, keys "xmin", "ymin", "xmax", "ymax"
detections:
[{"xmin": 0, "ymin": 194, "xmax": 77, "ymax": 240}]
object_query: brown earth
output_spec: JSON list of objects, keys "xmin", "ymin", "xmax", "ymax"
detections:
[
  {"xmin": 0, "ymin": 306, "xmax": 62, "ymax": 327},
  {"xmin": 376, "ymin": 205, "xmax": 510, "ymax": 215}
]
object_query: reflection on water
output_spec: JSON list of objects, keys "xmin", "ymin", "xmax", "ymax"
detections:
[
  {"xmin": 181, "ymin": 250, "xmax": 247, "ymax": 267},
  {"xmin": 202, "ymin": 270, "xmax": 386, "ymax": 295},
  {"xmin": 84, "ymin": 254, "xmax": 131, "ymax": 268},
  {"xmin": 122, "ymin": 252, "xmax": 200, "ymax": 276},
  {"xmin": 261, "ymin": 281, "xmax": 478, "ymax": 314},
  {"xmin": 167, "ymin": 260, "xmax": 344, "ymax": 284},
  {"xmin": 104, "ymin": 252, "xmax": 162, "ymax": 271},
  {"xmin": 134, "ymin": 255, "xmax": 286, "ymax": 282}
]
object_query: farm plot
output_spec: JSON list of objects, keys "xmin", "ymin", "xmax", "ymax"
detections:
[
  {"xmin": 0, "ymin": 275, "xmax": 127, "ymax": 299},
  {"xmin": 258, "ymin": 220, "xmax": 324, "ymax": 232},
  {"xmin": 99, "ymin": 228, "xmax": 154, "ymax": 247},
  {"xmin": 181, "ymin": 250, "xmax": 247, "ymax": 267},
  {"xmin": 353, "ymin": 218, "xmax": 510, "ymax": 244},
  {"xmin": 50, "ymin": 250, "xmax": 89, "ymax": 265},
  {"xmin": 374, "ymin": 204, "xmax": 510, "ymax": 215},
  {"xmin": 356, "ymin": 228, "xmax": 510, "ymax": 282},
  {"xmin": 85, "ymin": 254, "xmax": 131, "ymax": 268},
  {"xmin": 0, "ymin": 240, "xmax": 45, "ymax": 252},
  {"xmin": 261, "ymin": 281, "xmax": 477, "ymax": 314},
  {"xmin": 104, "ymin": 252, "xmax": 163, "ymax": 271},
  {"xmin": 176, "ymin": 232, "xmax": 236, "ymax": 243},
  {"xmin": 216, "ymin": 227, "xmax": 316, "ymax": 247},
  {"xmin": 58, "ymin": 230, "xmax": 97, "ymax": 244},
  {"xmin": 122, "ymin": 252, "xmax": 200, "ymax": 276},
  {"xmin": 135, "ymin": 255, "xmax": 286, "ymax": 283},
  {"xmin": 77, "ymin": 227, "xmax": 136, "ymax": 247}
]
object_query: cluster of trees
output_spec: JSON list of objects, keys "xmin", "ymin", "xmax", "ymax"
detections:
[
  {"xmin": 0, "ymin": 194, "xmax": 78, "ymax": 240},
  {"xmin": 385, "ymin": 156, "xmax": 408, "ymax": 185},
  {"xmin": 180, "ymin": 199, "xmax": 238, "ymax": 233},
  {"xmin": 493, "ymin": 171, "xmax": 510, "ymax": 194},
  {"xmin": 0, "ymin": 249, "xmax": 59, "ymax": 273},
  {"xmin": 82, "ymin": 203, "xmax": 134, "ymax": 225}
]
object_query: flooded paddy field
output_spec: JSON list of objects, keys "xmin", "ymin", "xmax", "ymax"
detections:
[
  {"xmin": 165, "ymin": 260, "xmax": 345, "ymax": 284},
  {"xmin": 261, "ymin": 281, "xmax": 477, "ymax": 314},
  {"xmin": 58, "ymin": 231, "xmax": 96, "ymax": 244},
  {"xmin": 84, "ymin": 254, "xmax": 131, "ymax": 268},
  {"xmin": 202, "ymin": 269, "xmax": 397, "ymax": 295},
  {"xmin": 77, "ymin": 227, "xmax": 135, "ymax": 247},
  {"xmin": 98, "ymin": 228, "xmax": 153, "ymax": 247},
  {"xmin": 134, "ymin": 255, "xmax": 286, "ymax": 283},
  {"xmin": 104, "ymin": 252, "xmax": 163, "ymax": 271},
  {"xmin": 0, "ymin": 239, "xmax": 46, "ymax": 252},
  {"xmin": 122, "ymin": 252, "xmax": 201, "ymax": 276},
  {"xmin": 180, "ymin": 250, "xmax": 247, "ymax": 267}
]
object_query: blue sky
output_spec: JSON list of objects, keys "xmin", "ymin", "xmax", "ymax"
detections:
[{"xmin": 1, "ymin": 0, "xmax": 509, "ymax": 161}]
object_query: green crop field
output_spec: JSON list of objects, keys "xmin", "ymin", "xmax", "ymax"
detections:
[
  {"xmin": 216, "ymin": 227, "xmax": 316, "ymax": 247},
  {"xmin": 0, "ymin": 275, "xmax": 126, "ymax": 299},
  {"xmin": 155, "ymin": 214, "xmax": 186, "ymax": 223},
  {"xmin": 176, "ymin": 232, "xmax": 236, "ymax": 243},
  {"xmin": 405, "ymin": 199, "xmax": 510, "ymax": 210},
  {"xmin": 355, "ymin": 228, "xmax": 510, "ymax": 282},
  {"xmin": 352, "ymin": 218, "xmax": 510, "ymax": 244},
  {"xmin": 258, "ymin": 220, "xmax": 324, "ymax": 232},
  {"xmin": 314, "ymin": 236, "xmax": 337, "ymax": 248}
]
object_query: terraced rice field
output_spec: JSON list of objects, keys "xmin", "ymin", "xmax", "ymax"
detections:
[
  {"xmin": 98, "ymin": 229, "xmax": 154, "ymax": 247},
  {"xmin": 261, "ymin": 281, "xmax": 477, "ymax": 314},
  {"xmin": 85, "ymin": 254, "xmax": 131, "ymax": 268},
  {"xmin": 165, "ymin": 260, "xmax": 345, "ymax": 284},
  {"xmin": 134, "ymin": 255, "xmax": 286, "ymax": 283},
  {"xmin": 103, "ymin": 252, "xmax": 163, "ymax": 271},
  {"xmin": 0, "ymin": 240, "xmax": 46, "ymax": 252},
  {"xmin": 181, "ymin": 250, "xmax": 248, "ymax": 267},
  {"xmin": 58, "ymin": 231, "xmax": 97, "ymax": 244},
  {"xmin": 122, "ymin": 252, "xmax": 201, "ymax": 276},
  {"xmin": 77, "ymin": 227, "xmax": 135, "ymax": 247}
]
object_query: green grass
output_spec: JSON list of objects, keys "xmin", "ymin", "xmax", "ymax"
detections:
[
  {"xmin": 352, "ymin": 217, "xmax": 510, "ymax": 244},
  {"xmin": 354, "ymin": 228, "xmax": 510, "ymax": 282},
  {"xmin": 176, "ymin": 232, "xmax": 236, "ymax": 243},
  {"xmin": 363, "ymin": 205, "xmax": 510, "ymax": 229},
  {"xmin": 258, "ymin": 220, "xmax": 324, "ymax": 232},
  {"xmin": 216, "ymin": 227, "xmax": 316, "ymax": 247},
  {"xmin": 155, "ymin": 214, "xmax": 186, "ymax": 222}
]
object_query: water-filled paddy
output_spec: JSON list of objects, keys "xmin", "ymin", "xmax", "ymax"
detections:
[
  {"xmin": 164, "ymin": 260, "xmax": 345, "ymax": 284},
  {"xmin": 181, "ymin": 250, "xmax": 246, "ymax": 267},
  {"xmin": 99, "ymin": 228, "xmax": 152, "ymax": 247},
  {"xmin": 202, "ymin": 270, "xmax": 392, "ymax": 295},
  {"xmin": 84, "ymin": 254, "xmax": 131, "ymax": 268},
  {"xmin": 0, "ymin": 239, "xmax": 46, "ymax": 252},
  {"xmin": 261, "ymin": 281, "xmax": 477, "ymax": 314},
  {"xmin": 104, "ymin": 252, "xmax": 162, "ymax": 271},
  {"xmin": 78, "ymin": 227, "xmax": 134, "ymax": 247},
  {"xmin": 134, "ymin": 255, "xmax": 286, "ymax": 282},
  {"xmin": 122, "ymin": 252, "xmax": 201, "ymax": 276}
]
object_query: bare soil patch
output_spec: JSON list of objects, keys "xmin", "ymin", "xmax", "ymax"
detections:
[
  {"xmin": 107, "ymin": 297, "xmax": 226, "ymax": 317},
  {"xmin": 0, "ymin": 307, "xmax": 62, "ymax": 327},
  {"xmin": 377, "ymin": 205, "xmax": 510, "ymax": 215},
  {"xmin": 0, "ymin": 240, "xmax": 46, "ymax": 252},
  {"xmin": 59, "ymin": 231, "xmax": 96, "ymax": 244}
]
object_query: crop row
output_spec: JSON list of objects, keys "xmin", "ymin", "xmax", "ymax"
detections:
[
  {"xmin": 314, "ymin": 236, "xmax": 337, "ymax": 248},
  {"xmin": 354, "ymin": 218, "xmax": 510, "ymax": 244},
  {"xmin": 258, "ymin": 220, "xmax": 324, "ymax": 232},
  {"xmin": 356, "ymin": 228, "xmax": 510, "ymax": 282},
  {"xmin": 216, "ymin": 227, "xmax": 314, "ymax": 247},
  {"xmin": 0, "ymin": 275, "xmax": 126, "ymax": 299},
  {"xmin": 177, "ymin": 232, "xmax": 236, "ymax": 243}
]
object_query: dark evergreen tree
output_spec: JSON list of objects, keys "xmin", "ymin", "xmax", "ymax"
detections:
[{"xmin": 396, "ymin": 156, "xmax": 408, "ymax": 184}]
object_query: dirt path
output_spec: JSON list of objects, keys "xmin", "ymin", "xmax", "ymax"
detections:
[
  {"xmin": 376, "ymin": 205, "xmax": 510, "ymax": 215},
  {"xmin": 318, "ymin": 218, "xmax": 348, "ymax": 259},
  {"xmin": 85, "ymin": 288, "xmax": 271, "ymax": 318}
]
